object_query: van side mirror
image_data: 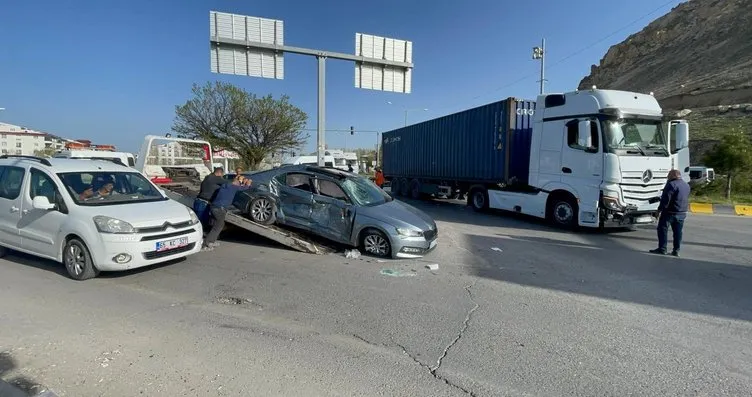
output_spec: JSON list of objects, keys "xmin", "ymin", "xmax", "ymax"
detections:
[
  {"xmin": 578, "ymin": 120, "xmax": 592, "ymax": 147},
  {"xmin": 675, "ymin": 122, "xmax": 689, "ymax": 150},
  {"xmin": 32, "ymin": 196, "xmax": 56, "ymax": 211}
]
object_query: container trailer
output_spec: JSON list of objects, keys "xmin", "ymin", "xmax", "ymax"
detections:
[{"xmin": 382, "ymin": 88, "xmax": 691, "ymax": 228}]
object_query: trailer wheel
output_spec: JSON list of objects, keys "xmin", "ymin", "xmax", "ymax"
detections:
[
  {"xmin": 399, "ymin": 178, "xmax": 410, "ymax": 197},
  {"xmin": 469, "ymin": 188, "xmax": 489, "ymax": 212},
  {"xmin": 391, "ymin": 178, "xmax": 401, "ymax": 196},
  {"xmin": 547, "ymin": 195, "xmax": 578, "ymax": 229},
  {"xmin": 248, "ymin": 197, "xmax": 277, "ymax": 226},
  {"xmin": 409, "ymin": 179, "xmax": 421, "ymax": 200}
]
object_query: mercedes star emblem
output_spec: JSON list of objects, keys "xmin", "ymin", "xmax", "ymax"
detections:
[{"xmin": 642, "ymin": 169, "xmax": 653, "ymax": 183}]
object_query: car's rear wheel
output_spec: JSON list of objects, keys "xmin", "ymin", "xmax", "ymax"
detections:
[
  {"xmin": 248, "ymin": 197, "xmax": 276, "ymax": 225},
  {"xmin": 63, "ymin": 238, "xmax": 99, "ymax": 281},
  {"xmin": 360, "ymin": 229, "xmax": 391, "ymax": 258}
]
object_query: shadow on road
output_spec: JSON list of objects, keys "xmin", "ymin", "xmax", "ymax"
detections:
[
  {"xmin": 0, "ymin": 351, "xmax": 46, "ymax": 396},
  {"xmin": 464, "ymin": 231, "xmax": 752, "ymax": 322}
]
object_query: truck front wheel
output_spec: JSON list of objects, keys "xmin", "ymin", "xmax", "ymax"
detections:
[{"xmin": 548, "ymin": 196, "xmax": 578, "ymax": 229}]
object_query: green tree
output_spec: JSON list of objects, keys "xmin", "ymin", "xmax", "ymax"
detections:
[
  {"xmin": 703, "ymin": 127, "xmax": 752, "ymax": 199},
  {"xmin": 173, "ymin": 81, "xmax": 309, "ymax": 170}
]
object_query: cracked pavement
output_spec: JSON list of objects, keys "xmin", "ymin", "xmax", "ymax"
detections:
[{"xmin": 2, "ymin": 199, "xmax": 752, "ymax": 396}]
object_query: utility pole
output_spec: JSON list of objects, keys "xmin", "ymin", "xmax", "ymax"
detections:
[{"xmin": 532, "ymin": 38, "xmax": 546, "ymax": 95}]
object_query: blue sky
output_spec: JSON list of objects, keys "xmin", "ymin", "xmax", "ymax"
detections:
[{"xmin": 1, "ymin": 0, "xmax": 684, "ymax": 154}]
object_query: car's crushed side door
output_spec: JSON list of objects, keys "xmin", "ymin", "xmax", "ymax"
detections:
[{"xmin": 310, "ymin": 176, "xmax": 355, "ymax": 244}]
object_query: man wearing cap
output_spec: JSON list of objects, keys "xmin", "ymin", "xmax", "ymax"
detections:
[{"xmin": 650, "ymin": 169, "xmax": 690, "ymax": 257}]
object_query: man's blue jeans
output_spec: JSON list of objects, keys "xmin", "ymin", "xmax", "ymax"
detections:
[{"xmin": 657, "ymin": 212, "xmax": 686, "ymax": 253}]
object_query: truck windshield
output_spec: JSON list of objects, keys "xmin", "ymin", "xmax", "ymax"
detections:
[
  {"xmin": 58, "ymin": 171, "xmax": 167, "ymax": 206},
  {"xmin": 341, "ymin": 176, "xmax": 392, "ymax": 207},
  {"xmin": 601, "ymin": 118, "xmax": 668, "ymax": 156}
]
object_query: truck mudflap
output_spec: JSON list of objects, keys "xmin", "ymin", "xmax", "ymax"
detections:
[
  {"xmin": 162, "ymin": 184, "xmax": 334, "ymax": 255},
  {"xmin": 600, "ymin": 205, "xmax": 658, "ymax": 228}
]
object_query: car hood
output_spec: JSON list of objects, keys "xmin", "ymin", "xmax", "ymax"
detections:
[
  {"xmin": 357, "ymin": 199, "xmax": 436, "ymax": 231},
  {"xmin": 83, "ymin": 199, "xmax": 193, "ymax": 229}
]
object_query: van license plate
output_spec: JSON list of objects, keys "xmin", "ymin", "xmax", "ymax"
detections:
[
  {"xmin": 156, "ymin": 237, "xmax": 189, "ymax": 252},
  {"xmin": 634, "ymin": 215, "xmax": 653, "ymax": 224}
]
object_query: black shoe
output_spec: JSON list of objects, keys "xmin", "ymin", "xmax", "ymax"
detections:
[
  {"xmin": 671, "ymin": 251, "xmax": 680, "ymax": 257},
  {"xmin": 649, "ymin": 248, "xmax": 667, "ymax": 255}
]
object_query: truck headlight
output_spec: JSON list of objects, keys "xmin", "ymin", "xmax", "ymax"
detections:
[
  {"xmin": 93, "ymin": 216, "xmax": 136, "ymax": 234},
  {"xmin": 601, "ymin": 196, "xmax": 622, "ymax": 211},
  {"xmin": 187, "ymin": 208, "xmax": 200, "ymax": 225},
  {"xmin": 396, "ymin": 227, "xmax": 424, "ymax": 237}
]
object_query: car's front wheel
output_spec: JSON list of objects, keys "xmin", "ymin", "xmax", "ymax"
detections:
[
  {"xmin": 248, "ymin": 196, "xmax": 276, "ymax": 226},
  {"xmin": 63, "ymin": 238, "xmax": 99, "ymax": 281},
  {"xmin": 360, "ymin": 229, "xmax": 391, "ymax": 258}
]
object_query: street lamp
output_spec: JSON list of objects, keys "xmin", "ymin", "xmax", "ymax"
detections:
[
  {"xmin": 387, "ymin": 102, "xmax": 428, "ymax": 126},
  {"xmin": 532, "ymin": 38, "xmax": 546, "ymax": 95}
]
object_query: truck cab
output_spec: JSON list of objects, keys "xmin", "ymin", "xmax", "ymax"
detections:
[{"xmin": 528, "ymin": 88, "xmax": 690, "ymax": 227}]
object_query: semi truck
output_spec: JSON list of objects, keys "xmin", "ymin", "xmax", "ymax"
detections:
[{"xmin": 382, "ymin": 88, "xmax": 690, "ymax": 229}]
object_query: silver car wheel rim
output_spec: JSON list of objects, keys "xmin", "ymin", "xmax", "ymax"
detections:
[
  {"xmin": 364, "ymin": 235, "xmax": 388, "ymax": 256},
  {"xmin": 555, "ymin": 202, "xmax": 573, "ymax": 224},
  {"xmin": 65, "ymin": 244, "xmax": 85, "ymax": 276},
  {"xmin": 251, "ymin": 199, "xmax": 273, "ymax": 222}
]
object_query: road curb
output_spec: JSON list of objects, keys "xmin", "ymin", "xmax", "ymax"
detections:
[{"xmin": 689, "ymin": 203, "xmax": 752, "ymax": 216}]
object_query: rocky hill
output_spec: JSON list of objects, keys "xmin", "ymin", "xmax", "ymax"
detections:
[{"xmin": 578, "ymin": 0, "xmax": 752, "ymax": 163}]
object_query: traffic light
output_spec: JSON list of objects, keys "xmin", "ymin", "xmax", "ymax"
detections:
[{"xmin": 350, "ymin": 126, "xmax": 354, "ymax": 135}]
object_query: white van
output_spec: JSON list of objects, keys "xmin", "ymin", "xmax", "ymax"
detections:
[
  {"xmin": 282, "ymin": 155, "xmax": 335, "ymax": 167},
  {"xmin": 689, "ymin": 166, "xmax": 715, "ymax": 184},
  {"xmin": 0, "ymin": 155, "xmax": 203, "ymax": 280},
  {"xmin": 53, "ymin": 150, "xmax": 136, "ymax": 168}
]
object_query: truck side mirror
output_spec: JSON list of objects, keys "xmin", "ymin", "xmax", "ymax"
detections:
[
  {"xmin": 577, "ymin": 120, "xmax": 592, "ymax": 148},
  {"xmin": 675, "ymin": 122, "xmax": 689, "ymax": 150}
]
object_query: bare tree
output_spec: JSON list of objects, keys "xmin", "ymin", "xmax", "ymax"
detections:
[{"xmin": 173, "ymin": 81, "xmax": 309, "ymax": 170}]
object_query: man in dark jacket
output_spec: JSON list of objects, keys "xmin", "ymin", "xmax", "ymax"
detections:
[
  {"xmin": 193, "ymin": 167, "xmax": 227, "ymax": 229},
  {"xmin": 650, "ymin": 169, "xmax": 690, "ymax": 256},
  {"xmin": 202, "ymin": 175, "xmax": 252, "ymax": 251}
]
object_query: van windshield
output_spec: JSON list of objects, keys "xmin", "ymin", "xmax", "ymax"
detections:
[{"xmin": 57, "ymin": 171, "xmax": 167, "ymax": 206}]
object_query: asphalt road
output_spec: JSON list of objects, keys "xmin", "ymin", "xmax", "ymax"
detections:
[{"xmin": 1, "ymin": 198, "xmax": 751, "ymax": 396}]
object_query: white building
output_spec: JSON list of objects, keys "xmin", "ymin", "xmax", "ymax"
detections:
[{"xmin": 0, "ymin": 122, "xmax": 48, "ymax": 156}]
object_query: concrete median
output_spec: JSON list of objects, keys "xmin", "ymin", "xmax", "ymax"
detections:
[{"xmin": 689, "ymin": 203, "xmax": 752, "ymax": 216}]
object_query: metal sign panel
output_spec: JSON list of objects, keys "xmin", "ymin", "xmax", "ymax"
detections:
[
  {"xmin": 209, "ymin": 11, "xmax": 284, "ymax": 79},
  {"xmin": 354, "ymin": 33, "xmax": 412, "ymax": 93}
]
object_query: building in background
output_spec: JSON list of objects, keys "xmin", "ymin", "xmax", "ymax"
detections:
[{"xmin": 1, "ymin": 121, "xmax": 116, "ymax": 157}]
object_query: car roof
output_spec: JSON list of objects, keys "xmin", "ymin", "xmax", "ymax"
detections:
[
  {"xmin": 279, "ymin": 164, "xmax": 352, "ymax": 179},
  {"xmin": 0, "ymin": 156, "xmax": 134, "ymax": 173}
]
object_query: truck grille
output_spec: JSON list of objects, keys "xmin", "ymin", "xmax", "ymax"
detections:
[{"xmin": 621, "ymin": 170, "xmax": 668, "ymax": 205}]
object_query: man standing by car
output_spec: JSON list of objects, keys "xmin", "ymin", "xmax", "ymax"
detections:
[
  {"xmin": 650, "ymin": 169, "xmax": 690, "ymax": 257},
  {"xmin": 194, "ymin": 167, "xmax": 226, "ymax": 229},
  {"xmin": 202, "ymin": 175, "xmax": 252, "ymax": 251}
]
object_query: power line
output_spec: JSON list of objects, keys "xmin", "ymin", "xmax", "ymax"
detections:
[{"xmin": 432, "ymin": 0, "xmax": 680, "ymax": 112}]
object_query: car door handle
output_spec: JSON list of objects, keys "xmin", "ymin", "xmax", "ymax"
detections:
[
  {"xmin": 562, "ymin": 167, "xmax": 572, "ymax": 174},
  {"xmin": 10, "ymin": 206, "xmax": 20, "ymax": 213}
]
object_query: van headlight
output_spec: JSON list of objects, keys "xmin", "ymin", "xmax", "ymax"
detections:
[
  {"xmin": 93, "ymin": 216, "xmax": 136, "ymax": 234},
  {"xmin": 187, "ymin": 208, "xmax": 200, "ymax": 225},
  {"xmin": 396, "ymin": 227, "xmax": 423, "ymax": 237}
]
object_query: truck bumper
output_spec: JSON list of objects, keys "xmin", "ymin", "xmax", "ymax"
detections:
[{"xmin": 600, "ymin": 206, "xmax": 659, "ymax": 228}]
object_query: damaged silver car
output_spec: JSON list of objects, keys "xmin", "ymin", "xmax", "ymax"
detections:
[{"xmin": 232, "ymin": 165, "xmax": 438, "ymax": 258}]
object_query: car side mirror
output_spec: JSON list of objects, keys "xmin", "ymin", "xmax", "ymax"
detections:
[
  {"xmin": 32, "ymin": 196, "xmax": 56, "ymax": 211},
  {"xmin": 675, "ymin": 122, "xmax": 689, "ymax": 150},
  {"xmin": 578, "ymin": 120, "xmax": 593, "ymax": 148}
]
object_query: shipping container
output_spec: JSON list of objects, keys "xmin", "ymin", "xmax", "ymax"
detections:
[{"xmin": 382, "ymin": 97, "xmax": 536, "ymax": 186}]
